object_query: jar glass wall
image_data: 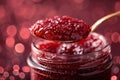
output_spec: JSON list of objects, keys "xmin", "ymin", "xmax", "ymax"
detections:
[{"xmin": 27, "ymin": 32, "xmax": 113, "ymax": 80}]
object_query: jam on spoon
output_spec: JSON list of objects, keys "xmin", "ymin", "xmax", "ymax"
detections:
[{"xmin": 30, "ymin": 16, "xmax": 91, "ymax": 42}]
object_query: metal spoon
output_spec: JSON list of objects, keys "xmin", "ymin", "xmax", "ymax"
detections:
[{"xmin": 91, "ymin": 11, "xmax": 120, "ymax": 31}]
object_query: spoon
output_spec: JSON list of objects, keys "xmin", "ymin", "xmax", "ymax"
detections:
[{"xmin": 91, "ymin": 11, "xmax": 120, "ymax": 31}]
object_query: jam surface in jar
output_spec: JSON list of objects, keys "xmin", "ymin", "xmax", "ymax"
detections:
[
  {"xmin": 28, "ymin": 33, "xmax": 112, "ymax": 80},
  {"xmin": 28, "ymin": 16, "xmax": 112, "ymax": 80}
]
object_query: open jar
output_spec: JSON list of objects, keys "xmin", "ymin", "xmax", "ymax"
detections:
[{"xmin": 27, "ymin": 32, "xmax": 112, "ymax": 80}]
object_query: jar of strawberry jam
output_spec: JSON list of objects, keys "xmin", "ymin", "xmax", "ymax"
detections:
[{"xmin": 27, "ymin": 32, "xmax": 112, "ymax": 80}]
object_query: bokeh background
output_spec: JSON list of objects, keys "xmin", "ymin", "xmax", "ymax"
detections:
[{"xmin": 0, "ymin": 0, "xmax": 120, "ymax": 80}]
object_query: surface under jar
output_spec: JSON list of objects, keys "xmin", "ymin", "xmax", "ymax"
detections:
[{"xmin": 27, "ymin": 33, "xmax": 113, "ymax": 80}]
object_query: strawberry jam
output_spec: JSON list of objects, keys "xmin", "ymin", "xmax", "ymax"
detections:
[
  {"xmin": 28, "ymin": 32, "xmax": 112, "ymax": 80},
  {"xmin": 30, "ymin": 16, "xmax": 91, "ymax": 42},
  {"xmin": 28, "ymin": 16, "xmax": 112, "ymax": 80}
]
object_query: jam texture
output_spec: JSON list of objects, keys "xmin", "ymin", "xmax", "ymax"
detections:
[{"xmin": 30, "ymin": 16, "xmax": 91, "ymax": 42}]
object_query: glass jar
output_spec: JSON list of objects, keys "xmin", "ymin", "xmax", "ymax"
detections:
[{"xmin": 27, "ymin": 32, "xmax": 112, "ymax": 80}]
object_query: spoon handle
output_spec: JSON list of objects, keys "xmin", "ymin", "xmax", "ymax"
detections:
[{"xmin": 91, "ymin": 11, "xmax": 120, "ymax": 31}]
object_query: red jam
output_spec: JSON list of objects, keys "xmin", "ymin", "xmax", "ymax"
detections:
[
  {"xmin": 28, "ymin": 16, "xmax": 112, "ymax": 80},
  {"xmin": 30, "ymin": 16, "xmax": 91, "ymax": 42}
]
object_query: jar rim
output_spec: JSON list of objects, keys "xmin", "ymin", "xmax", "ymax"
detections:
[
  {"xmin": 32, "ymin": 40, "xmax": 110, "ymax": 56},
  {"xmin": 32, "ymin": 32, "xmax": 111, "ymax": 57}
]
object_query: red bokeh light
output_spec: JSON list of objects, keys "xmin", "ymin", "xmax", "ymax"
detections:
[
  {"xmin": 12, "ymin": 70, "xmax": 19, "ymax": 76},
  {"xmin": 19, "ymin": 72, "xmax": 25, "ymax": 79},
  {"xmin": 19, "ymin": 28, "xmax": 30, "ymax": 40},
  {"xmin": 6, "ymin": 25, "xmax": 17, "ymax": 37},
  {"xmin": 3, "ymin": 71, "xmax": 9, "ymax": 78},
  {"xmin": 9, "ymin": 76, "xmax": 15, "ymax": 80},
  {"xmin": 0, "ymin": 66, "xmax": 4, "ymax": 74},
  {"xmin": 5, "ymin": 37, "xmax": 15, "ymax": 48},
  {"xmin": 111, "ymin": 32, "xmax": 119, "ymax": 43},
  {"xmin": 111, "ymin": 75, "xmax": 117, "ymax": 80},
  {"xmin": 13, "ymin": 65, "xmax": 20, "ymax": 71},
  {"xmin": 113, "ymin": 56, "xmax": 120, "ymax": 64},
  {"xmin": 113, "ymin": 66, "xmax": 120, "ymax": 74},
  {"xmin": 22, "ymin": 66, "xmax": 30, "ymax": 73},
  {"xmin": 15, "ymin": 43, "xmax": 25, "ymax": 53}
]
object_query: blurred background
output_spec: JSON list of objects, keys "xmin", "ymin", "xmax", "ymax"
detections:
[{"xmin": 0, "ymin": 0, "xmax": 120, "ymax": 80}]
